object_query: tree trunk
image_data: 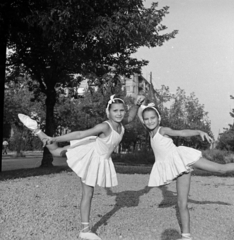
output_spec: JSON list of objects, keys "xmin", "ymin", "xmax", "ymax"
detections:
[
  {"xmin": 0, "ymin": 4, "xmax": 9, "ymax": 171},
  {"xmin": 40, "ymin": 86, "xmax": 56, "ymax": 167}
]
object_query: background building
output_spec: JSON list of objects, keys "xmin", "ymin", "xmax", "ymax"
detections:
[
  {"xmin": 77, "ymin": 73, "xmax": 151, "ymax": 98},
  {"xmin": 123, "ymin": 74, "xmax": 150, "ymax": 98}
]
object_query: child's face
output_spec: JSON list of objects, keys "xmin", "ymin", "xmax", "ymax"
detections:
[
  {"xmin": 143, "ymin": 110, "xmax": 159, "ymax": 130},
  {"xmin": 109, "ymin": 103, "xmax": 126, "ymax": 123}
]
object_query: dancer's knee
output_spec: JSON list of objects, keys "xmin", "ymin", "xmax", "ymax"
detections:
[
  {"xmin": 217, "ymin": 165, "xmax": 228, "ymax": 174},
  {"xmin": 177, "ymin": 198, "xmax": 188, "ymax": 211}
]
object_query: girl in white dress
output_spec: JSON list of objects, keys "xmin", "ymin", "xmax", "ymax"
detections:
[
  {"xmin": 138, "ymin": 103, "xmax": 234, "ymax": 240},
  {"xmin": 18, "ymin": 94, "xmax": 145, "ymax": 240}
]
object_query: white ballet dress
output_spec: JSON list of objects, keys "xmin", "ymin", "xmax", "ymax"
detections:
[
  {"xmin": 66, "ymin": 121, "xmax": 124, "ymax": 187},
  {"xmin": 148, "ymin": 127, "xmax": 202, "ymax": 187}
]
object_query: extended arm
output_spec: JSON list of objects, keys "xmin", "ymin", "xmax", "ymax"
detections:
[
  {"xmin": 123, "ymin": 95, "xmax": 145, "ymax": 124},
  {"xmin": 160, "ymin": 127, "xmax": 213, "ymax": 143},
  {"xmin": 46, "ymin": 123, "xmax": 109, "ymax": 144}
]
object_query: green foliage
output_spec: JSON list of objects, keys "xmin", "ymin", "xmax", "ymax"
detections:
[
  {"xmin": 9, "ymin": 127, "xmax": 42, "ymax": 152},
  {"xmin": 202, "ymin": 149, "xmax": 234, "ymax": 164},
  {"xmin": 4, "ymin": 74, "xmax": 45, "ymax": 125},
  {"xmin": 217, "ymin": 127, "xmax": 234, "ymax": 151},
  {"xmin": 112, "ymin": 149, "xmax": 234, "ymax": 167},
  {"xmin": 6, "ymin": 0, "xmax": 178, "ymax": 90},
  {"xmin": 112, "ymin": 150, "xmax": 155, "ymax": 165},
  {"xmin": 216, "ymin": 95, "xmax": 234, "ymax": 151},
  {"xmin": 4, "ymin": 74, "xmax": 45, "ymax": 153}
]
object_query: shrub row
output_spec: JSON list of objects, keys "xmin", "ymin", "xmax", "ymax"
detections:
[{"xmin": 113, "ymin": 149, "xmax": 234, "ymax": 165}]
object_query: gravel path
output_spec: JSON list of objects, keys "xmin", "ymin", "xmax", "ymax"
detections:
[{"xmin": 1, "ymin": 170, "xmax": 234, "ymax": 240}]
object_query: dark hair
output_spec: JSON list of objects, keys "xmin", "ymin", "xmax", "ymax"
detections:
[
  {"xmin": 106, "ymin": 99, "xmax": 125, "ymax": 110},
  {"xmin": 142, "ymin": 107, "xmax": 160, "ymax": 119}
]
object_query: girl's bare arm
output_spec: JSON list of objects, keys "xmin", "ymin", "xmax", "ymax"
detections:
[
  {"xmin": 47, "ymin": 123, "xmax": 110, "ymax": 143},
  {"xmin": 160, "ymin": 127, "xmax": 213, "ymax": 143}
]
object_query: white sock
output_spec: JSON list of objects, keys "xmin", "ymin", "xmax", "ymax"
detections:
[{"xmin": 182, "ymin": 233, "xmax": 191, "ymax": 239}]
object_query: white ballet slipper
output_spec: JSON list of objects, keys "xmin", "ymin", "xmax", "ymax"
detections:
[
  {"xmin": 176, "ymin": 238, "xmax": 192, "ymax": 240},
  {"xmin": 176, "ymin": 234, "xmax": 192, "ymax": 240},
  {"xmin": 79, "ymin": 231, "xmax": 102, "ymax": 240},
  {"xmin": 18, "ymin": 113, "xmax": 41, "ymax": 135},
  {"xmin": 79, "ymin": 223, "xmax": 101, "ymax": 240}
]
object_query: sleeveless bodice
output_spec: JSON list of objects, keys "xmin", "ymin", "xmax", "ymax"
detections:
[
  {"xmin": 150, "ymin": 127, "xmax": 177, "ymax": 162},
  {"xmin": 148, "ymin": 127, "xmax": 202, "ymax": 187},
  {"xmin": 95, "ymin": 121, "xmax": 124, "ymax": 158}
]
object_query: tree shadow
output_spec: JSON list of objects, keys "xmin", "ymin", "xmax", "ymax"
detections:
[
  {"xmin": 161, "ymin": 228, "xmax": 181, "ymax": 240},
  {"xmin": 92, "ymin": 186, "xmax": 151, "ymax": 232}
]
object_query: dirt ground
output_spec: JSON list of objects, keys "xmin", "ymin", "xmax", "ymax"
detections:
[{"xmin": 1, "ymin": 170, "xmax": 234, "ymax": 240}]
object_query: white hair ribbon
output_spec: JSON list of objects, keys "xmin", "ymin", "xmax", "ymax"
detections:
[
  {"xmin": 137, "ymin": 103, "xmax": 161, "ymax": 124},
  {"xmin": 105, "ymin": 94, "xmax": 125, "ymax": 119}
]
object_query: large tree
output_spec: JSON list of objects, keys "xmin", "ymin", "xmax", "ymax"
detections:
[{"xmin": 2, "ymin": 0, "xmax": 178, "ymax": 167}]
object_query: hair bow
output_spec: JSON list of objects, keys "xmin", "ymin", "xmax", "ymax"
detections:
[
  {"xmin": 105, "ymin": 94, "xmax": 125, "ymax": 119},
  {"xmin": 137, "ymin": 103, "xmax": 161, "ymax": 124}
]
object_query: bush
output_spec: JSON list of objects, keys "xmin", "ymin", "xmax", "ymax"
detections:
[
  {"xmin": 112, "ymin": 149, "xmax": 234, "ymax": 166},
  {"xmin": 112, "ymin": 150, "xmax": 155, "ymax": 165},
  {"xmin": 9, "ymin": 130, "xmax": 43, "ymax": 152},
  {"xmin": 202, "ymin": 149, "xmax": 234, "ymax": 164}
]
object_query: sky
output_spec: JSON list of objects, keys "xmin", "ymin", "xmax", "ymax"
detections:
[{"xmin": 133, "ymin": 0, "xmax": 234, "ymax": 139}]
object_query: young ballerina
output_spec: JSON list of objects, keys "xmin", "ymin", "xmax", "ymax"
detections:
[
  {"xmin": 18, "ymin": 94, "xmax": 145, "ymax": 240},
  {"xmin": 138, "ymin": 103, "xmax": 234, "ymax": 240}
]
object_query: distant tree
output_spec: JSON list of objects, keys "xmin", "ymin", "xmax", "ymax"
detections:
[
  {"xmin": 216, "ymin": 95, "xmax": 234, "ymax": 151},
  {"xmin": 4, "ymin": 73, "xmax": 45, "ymax": 155},
  {"xmin": 148, "ymin": 86, "xmax": 212, "ymax": 150},
  {"xmin": 167, "ymin": 88, "xmax": 212, "ymax": 149}
]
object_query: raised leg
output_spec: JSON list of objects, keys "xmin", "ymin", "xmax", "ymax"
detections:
[
  {"xmin": 18, "ymin": 113, "xmax": 70, "ymax": 157},
  {"xmin": 192, "ymin": 157, "xmax": 234, "ymax": 174},
  {"xmin": 176, "ymin": 172, "xmax": 192, "ymax": 239}
]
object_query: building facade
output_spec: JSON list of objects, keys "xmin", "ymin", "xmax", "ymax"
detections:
[{"xmin": 122, "ymin": 74, "xmax": 150, "ymax": 98}]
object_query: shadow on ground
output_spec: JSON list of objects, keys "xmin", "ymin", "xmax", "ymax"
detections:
[
  {"xmin": 157, "ymin": 185, "xmax": 232, "ymax": 233},
  {"xmin": 161, "ymin": 229, "xmax": 181, "ymax": 240},
  {"xmin": 92, "ymin": 186, "xmax": 152, "ymax": 233}
]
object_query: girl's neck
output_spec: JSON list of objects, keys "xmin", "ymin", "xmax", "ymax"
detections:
[
  {"xmin": 149, "ymin": 125, "xmax": 159, "ymax": 138},
  {"xmin": 108, "ymin": 119, "xmax": 122, "ymax": 131}
]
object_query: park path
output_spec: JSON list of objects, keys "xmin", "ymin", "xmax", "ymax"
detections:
[
  {"xmin": 2, "ymin": 151, "xmax": 67, "ymax": 171},
  {"xmin": 1, "ymin": 167, "xmax": 234, "ymax": 240}
]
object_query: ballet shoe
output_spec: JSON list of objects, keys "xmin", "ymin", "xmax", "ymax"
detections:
[
  {"xmin": 176, "ymin": 235, "xmax": 192, "ymax": 240},
  {"xmin": 79, "ymin": 231, "xmax": 102, "ymax": 240},
  {"xmin": 176, "ymin": 238, "xmax": 192, "ymax": 240},
  {"xmin": 18, "ymin": 113, "xmax": 41, "ymax": 135}
]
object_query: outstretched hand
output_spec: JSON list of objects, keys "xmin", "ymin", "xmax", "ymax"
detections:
[
  {"xmin": 135, "ymin": 95, "xmax": 145, "ymax": 106},
  {"xmin": 42, "ymin": 137, "xmax": 54, "ymax": 147},
  {"xmin": 199, "ymin": 131, "xmax": 213, "ymax": 143}
]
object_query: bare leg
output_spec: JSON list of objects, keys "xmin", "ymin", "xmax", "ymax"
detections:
[
  {"xmin": 80, "ymin": 180, "xmax": 94, "ymax": 227},
  {"xmin": 176, "ymin": 172, "xmax": 192, "ymax": 235},
  {"xmin": 193, "ymin": 157, "xmax": 234, "ymax": 174}
]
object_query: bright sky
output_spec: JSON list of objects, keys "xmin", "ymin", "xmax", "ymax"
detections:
[{"xmin": 133, "ymin": 0, "xmax": 234, "ymax": 139}]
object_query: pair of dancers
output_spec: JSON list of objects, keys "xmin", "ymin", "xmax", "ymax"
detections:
[{"xmin": 18, "ymin": 95, "xmax": 234, "ymax": 240}]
